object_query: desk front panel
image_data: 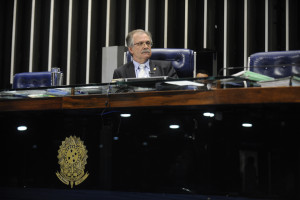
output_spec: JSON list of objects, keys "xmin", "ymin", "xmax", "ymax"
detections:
[
  {"xmin": 0, "ymin": 102, "xmax": 299, "ymax": 199},
  {"xmin": 1, "ymin": 87, "xmax": 300, "ymax": 112}
]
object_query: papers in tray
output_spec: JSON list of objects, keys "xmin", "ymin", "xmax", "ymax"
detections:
[
  {"xmin": 258, "ymin": 75, "xmax": 300, "ymax": 87},
  {"xmin": 232, "ymin": 70, "xmax": 300, "ymax": 87},
  {"xmin": 232, "ymin": 70, "xmax": 274, "ymax": 82},
  {"xmin": 165, "ymin": 80, "xmax": 204, "ymax": 86}
]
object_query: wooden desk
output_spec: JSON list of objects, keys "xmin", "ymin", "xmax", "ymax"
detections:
[
  {"xmin": 1, "ymin": 87, "xmax": 299, "ymax": 112},
  {"xmin": 0, "ymin": 86, "xmax": 300, "ymax": 199}
]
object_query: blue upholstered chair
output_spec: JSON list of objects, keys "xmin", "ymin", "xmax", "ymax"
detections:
[
  {"xmin": 12, "ymin": 68, "xmax": 63, "ymax": 89},
  {"xmin": 126, "ymin": 48, "xmax": 196, "ymax": 78},
  {"xmin": 13, "ymin": 72, "xmax": 52, "ymax": 89},
  {"xmin": 249, "ymin": 50, "xmax": 300, "ymax": 78}
]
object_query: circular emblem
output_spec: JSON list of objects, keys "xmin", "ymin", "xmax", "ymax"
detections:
[{"xmin": 56, "ymin": 136, "xmax": 89, "ymax": 188}]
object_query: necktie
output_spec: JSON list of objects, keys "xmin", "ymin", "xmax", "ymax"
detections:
[{"xmin": 138, "ymin": 64, "xmax": 147, "ymax": 78}]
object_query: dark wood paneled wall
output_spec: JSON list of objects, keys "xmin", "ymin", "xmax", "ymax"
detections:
[{"xmin": 0, "ymin": 0, "xmax": 299, "ymax": 89}]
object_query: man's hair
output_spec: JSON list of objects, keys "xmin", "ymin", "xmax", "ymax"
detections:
[{"xmin": 126, "ymin": 29, "xmax": 153, "ymax": 47}]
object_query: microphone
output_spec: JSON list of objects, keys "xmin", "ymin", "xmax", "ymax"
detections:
[{"xmin": 149, "ymin": 71, "xmax": 155, "ymax": 77}]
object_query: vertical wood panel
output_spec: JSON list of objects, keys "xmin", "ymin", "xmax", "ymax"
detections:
[
  {"xmin": 248, "ymin": 0, "xmax": 265, "ymax": 55},
  {"xmin": 52, "ymin": 0, "xmax": 69, "ymax": 84},
  {"xmin": 9, "ymin": 0, "xmax": 17, "ymax": 84},
  {"xmin": 168, "ymin": 0, "xmax": 185, "ymax": 48},
  {"xmin": 223, "ymin": 0, "xmax": 227, "ymax": 75},
  {"xmin": 285, "ymin": 0, "xmax": 289, "ymax": 50},
  {"xmin": 184, "ymin": 0, "xmax": 188, "ymax": 48},
  {"xmin": 86, "ymin": 0, "xmax": 92, "ymax": 84},
  {"xmin": 29, "ymin": 0, "xmax": 36, "ymax": 72},
  {"xmin": 74, "ymin": 0, "xmax": 89, "ymax": 84},
  {"xmin": 125, "ymin": 0, "xmax": 129, "ymax": 42},
  {"xmin": 164, "ymin": 0, "xmax": 168, "ymax": 48},
  {"xmin": 109, "ymin": 0, "xmax": 126, "ymax": 46},
  {"xmin": 227, "ymin": 0, "xmax": 244, "ymax": 74},
  {"xmin": 14, "ymin": 1, "xmax": 32, "ymax": 74},
  {"xmin": 48, "ymin": 0, "xmax": 55, "ymax": 71},
  {"xmin": 105, "ymin": 0, "xmax": 110, "ymax": 47},
  {"xmin": 148, "ymin": 0, "xmax": 164, "ymax": 48},
  {"xmin": 129, "ymin": 0, "xmax": 145, "ymax": 32},
  {"xmin": 187, "ymin": 0, "xmax": 203, "ymax": 52},
  {"xmin": 34, "ymin": 0, "xmax": 51, "ymax": 72},
  {"xmin": 90, "ymin": 0, "xmax": 106, "ymax": 83},
  {"xmin": 269, "ymin": 0, "xmax": 286, "ymax": 51},
  {"xmin": 288, "ymin": 0, "xmax": 299, "ymax": 50},
  {"xmin": 206, "ymin": 0, "xmax": 217, "ymax": 51},
  {"xmin": 145, "ymin": 0, "xmax": 149, "ymax": 31},
  {"xmin": 206, "ymin": 0, "xmax": 224, "ymax": 73},
  {"xmin": 66, "ymin": 0, "xmax": 73, "ymax": 85},
  {"xmin": 265, "ymin": 0, "xmax": 268, "ymax": 52},
  {"xmin": 0, "ymin": 0, "xmax": 14, "ymax": 88},
  {"xmin": 244, "ymin": 0, "xmax": 248, "ymax": 68},
  {"xmin": 203, "ymin": 0, "xmax": 207, "ymax": 49}
]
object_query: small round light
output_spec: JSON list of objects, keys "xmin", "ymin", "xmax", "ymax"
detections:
[
  {"xmin": 113, "ymin": 136, "xmax": 119, "ymax": 140},
  {"xmin": 142, "ymin": 142, "xmax": 148, "ymax": 146},
  {"xmin": 203, "ymin": 112, "xmax": 215, "ymax": 117},
  {"xmin": 17, "ymin": 126, "xmax": 27, "ymax": 131},
  {"xmin": 169, "ymin": 124, "xmax": 180, "ymax": 129},
  {"xmin": 242, "ymin": 123, "xmax": 253, "ymax": 127},
  {"xmin": 120, "ymin": 113, "xmax": 131, "ymax": 118}
]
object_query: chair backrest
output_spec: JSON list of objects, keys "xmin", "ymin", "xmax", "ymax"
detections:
[
  {"xmin": 12, "ymin": 72, "xmax": 52, "ymax": 89},
  {"xmin": 249, "ymin": 50, "xmax": 300, "ymax": 78},
  {"xmin": 126, "ymin": 48, "xmax": 196, "ymax": 78}
]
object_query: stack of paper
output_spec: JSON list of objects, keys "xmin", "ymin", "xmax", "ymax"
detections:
[
  {"xmin": 232, "ymin": 71, "xmax": 275, "ymax": 82},
  {"xmin": 258, "ymin": 75, "xmax": 300, "ymax": 87}
]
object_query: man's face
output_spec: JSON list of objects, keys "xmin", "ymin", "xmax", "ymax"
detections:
[{"xmin": 128, "ymin": 33, "xmax": 152, "ymax": 63}]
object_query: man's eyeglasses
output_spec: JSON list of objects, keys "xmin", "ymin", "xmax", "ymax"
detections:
[{"xmin": 134, "ymin": 41, "xmax": 152, "ymax": 47}]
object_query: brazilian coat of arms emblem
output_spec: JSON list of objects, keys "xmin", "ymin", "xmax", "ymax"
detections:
[{"xmin": 56, "ymin": 136, "xmax": 89, "ymax": 188}]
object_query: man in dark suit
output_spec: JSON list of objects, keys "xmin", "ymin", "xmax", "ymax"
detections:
[{"xmin": 113, "ymin": 29, "xmax": 178, "ymax": 79}]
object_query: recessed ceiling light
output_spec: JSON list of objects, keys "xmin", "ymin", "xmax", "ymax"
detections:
[
  {"xmin": 203, "ymin": 112, "xmax": 214, "ymax": 117},
  {"xmin": 120, "ymin": 113, "xmax": 131, "ymax": 117},
  {"xmin": 169, "ymin": 124, "xmax": 180, "ymax": 129},
  {"xmin": 242, "ymin": 123, "xmax": 252, "ymax": 127},
  {"xmin": 17, "ymin": 125, "xmax": 27, "ymax": 131}
]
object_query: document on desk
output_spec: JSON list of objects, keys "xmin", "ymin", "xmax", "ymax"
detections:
[
  {"xmin": 258, "ymin": 75, "xmax": 300, "ymax": 87},
  {"xmin": 232, "ymin": 70, "xmax": 274, "ymax": 82},
  {"xmin": 165, "ymin": 80, "xmax": 204, "ymax": 86}
]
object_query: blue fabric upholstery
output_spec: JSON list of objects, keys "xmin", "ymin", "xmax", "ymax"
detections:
[
  {"xmin": 12, "ymin": 72, "xmax": 52, "ymax": 89},
  {"xmin": 249, "ymin": 50, "xmax": 300, "ymax": 78},
  {"xmin": 127, "ymin": 48, "xmax": 195, "ymax": 78}
]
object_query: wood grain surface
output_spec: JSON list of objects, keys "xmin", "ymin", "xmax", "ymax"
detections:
[{"xmin": 1, "ymin": 87, "xmax": 299, "ymax": 112}]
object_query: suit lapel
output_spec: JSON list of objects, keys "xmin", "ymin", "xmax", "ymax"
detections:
[
  {"xmin": 125, "ymin": 62, "xmax": 136, "ymax": 78},
  {"xmin": 149, "ymin": 60, "xmax": 161, "ymax": 76}
]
